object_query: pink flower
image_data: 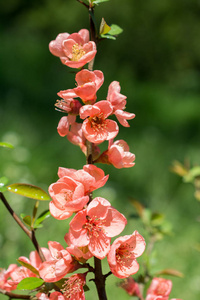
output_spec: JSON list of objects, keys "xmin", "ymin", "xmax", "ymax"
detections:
[
  {"xmin": 39, "ymin": 241, "xmax": 76, "ymax": 282},
  {"xmin": 107, "ymin": 230, "xmax": 145, "ymax": 278},
  {"xmin": 55, "ymin": 96, "xmax": 82, "ymax": 115},
  {"xmin": 18, "ymin": 248, "xmax": 51, "ymax": 271},
  {"xmin": 57, "ymin": 115, "xmax": 76, "ymax": 137},
  {"xmin": 49, "ymin": 176, "xmax": 89, "ymax": 220},
  {"xmin": 79, "ymin": 100, "xmax": 119, "ymax": 144},
  {"xmin": 0, "ymin": 264, "xmax": 18, "ymax": 291},
  {"xmin": 68, "ymin": 197, "xmax": 127, "ymax": 259},
  {"xmin": 49, "ymin": 29, "xmax": 96, "ymax": 68},
  {"xmin": 37, "ymin": 292, "xmax": 65, "ymax": 300},
  {"xmin": 58, "ymin": 164, "xmax": 109, "ymax": 194},
  {"xmin": 62, "ymin": 273, "xmax": 86, "ymax": 300},
  {"xmin": 119, "ymin": 276, "xmax": 141, "ymax": 297},
  {"xmin": 107, "ymin": 81, "xmax": 135, "ymax": 127},
  {"xmin": 146, "ymin": 278, "xmax": 172, "ymax": 300},
  {"xmin": 65, "ymin": 233, "xmax": 93, "ymax": 262},
  {"xmin": 96, "ymin": 139, "xmax": 135, "ymax": 168},
  {"xmin": 74, "ymin": 69, "xmax": 104, "ymax": 104}
]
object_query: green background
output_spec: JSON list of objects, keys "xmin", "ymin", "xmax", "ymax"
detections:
[{"xmin": 0, "ymin": 0, "xmax": 200, "ymax": 299}]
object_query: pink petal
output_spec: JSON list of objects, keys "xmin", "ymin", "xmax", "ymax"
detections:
[
  {"xmin": 95, "ymin": 100, "xmax": 113, "ymax": 118},
  {"xmin": 115, "ymin": 110, "xmax": 135, "ymax": 127},
  {"xmin": 89, "ymin": 234, "xmax": 111, "ymax": 259},
  {"xmin": 104, "ymin": 208, "xmax": 127, "ymax": 237},
  {"xmin": 57, "ymin": 116, "xmax": 69, "ymax": 137},
  {"xmin": 49, "ymin": 33, "xmax": 70, "ymax": 57},
  {"xmin": 78, "ymin": 29, "xmax": 90, "ymax": 43},
  {"xmin": 105, "ymin": 119, "xmax": 119, "ymax": 140},
  {"xmin": 49, "ymin": 201, "xmax": 73, "ymax": 220}
]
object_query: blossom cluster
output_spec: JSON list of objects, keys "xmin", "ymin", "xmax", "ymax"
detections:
[{"xmin": 1, "ymin": 28, "xmax": 144, "ymax": 300}]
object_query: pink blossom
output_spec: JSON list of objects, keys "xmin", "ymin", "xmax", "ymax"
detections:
[
  {"xmin": 107, "ymin": 230, "xmax": 145, "ymax": 278},
  {"xmin": 18, "ymin": 248, "xmax": 51, "ymax": 271},
  {"xmin": 57, "ymin": 115, "xmax": 76, "ymax": 137},
  {"xmin": 39, "ymin": 241, "xmax": 76, "ymax": 282},
  {"xmin": 107, "ymin": 81, "xmax": 135, "ymax": 127},
  {"xmin": 119, "ymin": 276, "xmax": 141, "ymax": 297},
  {"xmin": 79, "ymin": 100, "xmax": 119, "ymax": 144},
  {"xmin": 68, "ymin": 197, "xmax": 127, "ymax": 259},
  {"xmin": 97, "ymin": 139, "xmax": 135, "ymax": 168},
  {"xmin": 146, "ymin": 278, "xmax": 172, "ymax": 300},
  {"xmin": 65, "ymin": 233, "xmax": 93, "ymax": 262},
  {"xmin": 49, "ymin": 29, "xmax": 96, "ymax": 68},
  {"xmin": 37, "ymin": 292, "xmax": 65, "ymax": 300},
  {"xmin": 0, "ymin": 264, "xmax": 18, "ymax": 291},
  {"xmin": 58, "ymin": 164, "xmax": 109, "ymax": 194},
  {"xmin": 49, "ymin": 176, "xmax": 89, "ymax": 220},
  {"xmin": 55, "ymin": 96, "xmax": 82, "ymax": 115},
  {"xmin": 62, "ymin": 273, "xmax": 86, "ymax": 300}
]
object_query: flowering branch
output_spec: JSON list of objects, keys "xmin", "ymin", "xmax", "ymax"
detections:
[
  {"xmin": 0, "ymin": 289, "xmax": 31, "ymax": 299},
  {"xmin": 0, "ymin": 192, "xmax": 45, "ymax": 263}
]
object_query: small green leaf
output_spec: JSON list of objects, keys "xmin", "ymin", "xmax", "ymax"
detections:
[
  {"xmin": 100, "ymin": 34, "xmax": 116, "ymax": 40},
  {"xmin": 0, "ymin": 176, "xmax": 9, "ymax": 192},
  {"xmin": 0, "ymin": 142, "xmax": 14, "ymax": 149},
  {"xmin": 183, "ymin": 166, "xmax": 200, "ymax": 183},
  {"xmin": 93, "ymin": 0, "xmax": 109, "ymax": 4},
  {"xmin": 17, "ymin": 260, "xmax": 39, "ymax": 276},
  {"xmin": 22, "ymin": 215, "xmax": 32, "ymax": 226},
  {"xmin": 17, "ymin": 277, "xmax": 44, "ymax": 290},
  {"xmin": 34, "ymin": 210, "xmax": 51, "ymax": 228},
  {"xmin": 7, "ymin": 183, "xmax": 50, "ymax": 201},
  {"xmin": 108, "ymin": 24, "xmax": 123, "ymax": 36}
]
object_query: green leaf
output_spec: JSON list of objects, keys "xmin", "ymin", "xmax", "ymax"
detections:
[
  {"xmin": 7, "ymin": 183, "xmax": 50, "ymax": 201},
  {"xmin": 17, "ymin": 260, "xmax": 39, "ymax": 276},
  {"xmin": 34, "ymin": 210, "xmax": 51, "ymax": 228},
  {"xmin": 93, "ymin": 0, "xmax": 109, "ymax": 4},
  {"xmin": 100, "ymin": 34, "xmax": 116, "ymax": 40},
  {"xmin": 0, "ymin": 142, "xmax": 14, "ymax": 149},
  {"xmin": 17, "ymin": 277, "xmax": 44, "ymax": 290},
  {"xmin": 183, "ymin": 166, "xmax": 200, "ymax": 183},
  {"xmin": 22, "ymin": 215, "xmax": 32, "ymax": 226},
  {"xmin": 108, "ymin": 24, "xmax": 123, "ymax": 36},
  {"xmin": 0, "ymin": 176, "xmax": 9, "ymax": 192}
]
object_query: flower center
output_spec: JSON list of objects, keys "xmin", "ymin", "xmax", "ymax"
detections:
[
  {"xmin": 116, "ymin": 243, "xmax": 134, "ymax": 266},
  {"xmin": 64, "ymin": 190, "xmax": 73, "ymax": 203},
  {"xmin": 62, "ymin": 276, "xmax": 83, "ymax": 298},
  {"xmin": 71, "ymin": 43, "xmax": 86, "ymax": 61},
  {"xmin": 83, "ymin": 215, "xmax": 105, "ymax": 238},
  {"xmin": 89, "ymin": 113, "xmax": 107, "ymax": 132}
]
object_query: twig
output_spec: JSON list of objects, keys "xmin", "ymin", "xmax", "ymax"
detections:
[
  {"xmin": 0, "ymin": 192, "xmax": 45, "ymax": 262},
  {"xmin": 0, "ymin": 289, "xmax": 31, "ymax": 299}
]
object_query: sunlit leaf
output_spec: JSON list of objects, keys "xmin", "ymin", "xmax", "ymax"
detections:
[
  {"xmin": 183, "ymin": 166, "xmax": 200, "ymax": 183},
  {"xmin": 17, "ymin": 260, "xmax": 39, "ymax": 276},
  {"xmin": 156, "ymin": 268, "xmax": 184, "ymax": 278},
  {"xmin": 0, "ymin": 176, "xmax": 9, "ymax": 192},
  {"xmin": 100, "ymin": 18, "xmax": 111, "ymax": 35},
  {"xmin": 0, "ymin": 142, "xmax": 14, "ymax": 149},
  {"xmin": 7, "ymin": 183, "xmax": 50, "ymax": 201},
  {"xmin": 108, "ymin": 24, "xmax": 123, "ymax": 36},
  {"xmin": 17, "ymin": 277, "xmax": 44, "ymax": 290}
]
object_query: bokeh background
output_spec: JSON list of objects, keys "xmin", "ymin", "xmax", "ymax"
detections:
[{"xmin": 0, "ymin": 0, "xmax": 200, "ymax": 299}]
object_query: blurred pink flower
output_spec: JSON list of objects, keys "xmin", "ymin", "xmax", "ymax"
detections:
[
  {"xmin": 57, "ymin": 115, "xmax": 76, "ymax": 137},
  {"xmin": 68, "ymin": 197, "xmax": 127, "ymax": 259},
  {"xmin": 49, "ymin": 176, "xmax": 89, "ymax": 220},
  {"xmin": 0, "ymin": 264, "xmax": 18, "ymax": 291},
  {"xmin": 37, "ymin": 292, "xmax": 65, "ymax": 300},
  {"xmin": 62, "ymin": 273, "xmax": 86, "ymax": 300},
  {"xmin": 107, "ymin": 230, "xmax": 145, "ymax": 278},
  {"xmin": 80, "ymin": 100, "xmax": 119, "ymax": 144},
  {"xmin": 107, "ymin": 81, "xmax": 135, "ymax": 127},
  {"xmin": 58, "ymin": 164, "xmax": 109, "ymax": 194},
  {"xmin": 49, "ymin": 29, "xmax": 96, "ymax": 68},
  {"xmin": 119, "ymin": 276, "xmax": 141, "ymax": 297},
  {"xmin": 146, "ymin": 278, "xmax": 172, "ymax": 300},
  {"xmin": 39, "ymin": 241, "xmax": 76, "ymax": 282}
]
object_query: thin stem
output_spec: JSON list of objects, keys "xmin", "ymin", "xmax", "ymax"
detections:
[
  {"xmin": 94, "ymin": 257, "xmax": 108, "ymax": 300},
  {"xmin": 0, "ymin": 192, "xmax": 45, "ymax": 262},
  {"xmin": 0, "ymin": 289, "xmax": 31, "ymax": 299}
]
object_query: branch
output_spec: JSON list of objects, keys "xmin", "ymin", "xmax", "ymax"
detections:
[
  {"xmin": 0, "ymin": 289, "xmax": 31, "ymax": 299},
  {"xmin": 0, "ymin": 192, "xmax": 45, "ymax": 262}
]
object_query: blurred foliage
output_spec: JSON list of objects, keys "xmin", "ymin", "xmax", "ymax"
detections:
[{"xmin": 0, "ymin": 0, "xmax": 200, "ymax": 299}]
